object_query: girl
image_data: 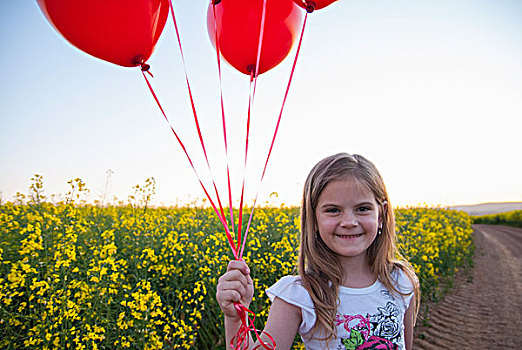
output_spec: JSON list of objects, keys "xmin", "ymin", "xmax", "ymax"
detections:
[{"xmin": 216, "ymin": 153, "xmax": 420, "ymax": 350}]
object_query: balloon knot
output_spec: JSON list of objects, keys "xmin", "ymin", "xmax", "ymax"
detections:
[
  {"xmin": 139, "ymin": 62, "xmax": 151, "ymax": 72},
  {"xmin": 141, "ymin": 62, "xmax": 154, "ymax": 77},
  {"xmin": 212, "ymin": 0, "xmax": 221, "ymax": 4},
  {"xmin": 305, "ymin": 1, "xmax": 316, "ymax": 13},
  {"xmin": 247, "ymin": 64, "xmax": 256, "ymax": 74},
  {"xmin": 134, "ymin": 57, "xmax": 154, "ymax": 77}
]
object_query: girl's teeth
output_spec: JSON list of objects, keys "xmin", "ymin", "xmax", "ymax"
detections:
[{"xmin": 339, "ymin": 234, "xmax": 361, "ymax": 238}]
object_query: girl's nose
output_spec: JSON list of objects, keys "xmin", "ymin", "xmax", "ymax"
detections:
[{"xmin": 340, "ymin": 212, "xmax": 358, "ymax": 227}]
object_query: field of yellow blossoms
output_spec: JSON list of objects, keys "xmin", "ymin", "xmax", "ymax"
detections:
[{"xmin": 0, "ymin": 178, "xmax": 474, "ymax": 349}]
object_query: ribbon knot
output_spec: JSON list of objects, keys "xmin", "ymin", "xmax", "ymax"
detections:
[{"xmin": 231, "ymin": 302, "xmax": 276, "ymax": 350}]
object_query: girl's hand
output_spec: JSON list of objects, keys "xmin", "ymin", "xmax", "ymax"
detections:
[{"xmin": 216, "ymin": 260, "xmax": 254, "ymax": 319}]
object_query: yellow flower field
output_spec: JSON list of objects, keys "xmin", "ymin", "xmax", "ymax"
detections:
[{"xmin": 0, "ymin": 181, "xmax": 474, "ymax": 349}]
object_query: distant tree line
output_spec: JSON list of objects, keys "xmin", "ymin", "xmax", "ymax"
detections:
[{"xmin": 472, "ymin": 210, "xmax": 522, "ymax": 228}]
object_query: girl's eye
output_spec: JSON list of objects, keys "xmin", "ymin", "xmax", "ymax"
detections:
[
  {"xmin": 357, "ymin": 206, "xmax": 372, "ymax": 212},
  {"xmin": 325, "ymin": 208, "xmax": 340, "ymax": 213}
]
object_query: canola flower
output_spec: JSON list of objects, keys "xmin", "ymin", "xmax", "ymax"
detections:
[{"xmin": 0, "ymin": 180, "xmax": 473, "ymax": 349}]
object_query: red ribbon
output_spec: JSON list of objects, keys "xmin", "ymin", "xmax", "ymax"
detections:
[
  {"xmin": 211, "ymin": 1, "xmax": 236, "ymax": 251},
  {"xmin": 239, "ymin": 11, "xmax": 309, "ymax": 259},
  {"xmin": 209, "ymin": 1, "xmax": 271, "ymax": 347},
  {"xmin": 231, "ymin": 302, "xmax": 276, "ymax": 350},
  {"xmin": 236, "ymin": 0, "xmax": 267, "ymax": 258},
  {"xmin": 140, "ymin": 1, "xmax": 308, "ymax": 348},
  {"xmin": 140, "ymin": 70, "xmax": 239, "ymax": 258},
  {"xmin": 166, "ymin": 0, "xmax": 239, "ymax": 258},
  {"xmin": 228, "ymin": 6, "xmax": 308, "ymax": 350}
]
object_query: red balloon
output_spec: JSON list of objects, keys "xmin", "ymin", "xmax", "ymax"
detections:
[
  {"xmin": 207, "ymin": 0, "xmax": 303, "ymax": 76},
  {"xmin": 293, "ymin": 0, "xmax": 338, "ymax": 12},
  {"xmin": 37, "ymin": 0, "xmax": 169, "ymax": 67}
]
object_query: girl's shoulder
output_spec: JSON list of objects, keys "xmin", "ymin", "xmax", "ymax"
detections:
[
  {"xmin": 266, "ymin": 275, "xmax": 317, "ymax": 334},
  {"xmin": 266, "ymin": 275, "xmax": 313, "ymax": 307},
  {"xmin": 391, "ymin": 262, "xmax": 418, "ymax": 292}
]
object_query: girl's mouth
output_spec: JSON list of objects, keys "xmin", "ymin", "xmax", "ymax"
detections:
[{"xmin": 336, "ymin": 233, "xmax": 363, "ymax": 239}]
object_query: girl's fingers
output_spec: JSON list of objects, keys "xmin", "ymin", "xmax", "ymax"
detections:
[
  {"xmin": 217, "ymin": 289, "xmax": 242, "ymax": 304},
  {"xmin": 227, "ymin": 260, "xmax": 250, "ymax": 276},
  {"xmin": 217, "ymin": 280, "xmax": 248, "ymax": 297},
  {"xmin": 220, "ymin": 267, "xmax": 251, "ymax": 287}
]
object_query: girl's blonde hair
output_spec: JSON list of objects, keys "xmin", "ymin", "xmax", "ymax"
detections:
[{"xmin": 298, "ymin": 153, "xmax": 420, "ymax": 341}]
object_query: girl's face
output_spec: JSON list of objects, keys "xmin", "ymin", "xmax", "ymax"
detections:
[{"xmin": 315, "ymin": 177, "xmax": 382, "ymax": 263}]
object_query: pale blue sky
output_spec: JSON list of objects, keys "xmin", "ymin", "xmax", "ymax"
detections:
[{"xmin": 1, "ymin": 0, "xmax": 521, "ymax": 207}]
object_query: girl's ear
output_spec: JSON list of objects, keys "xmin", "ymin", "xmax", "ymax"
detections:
[{"xmin": 379, "ymin": 200, "xmax": 388, "ymax": 226}]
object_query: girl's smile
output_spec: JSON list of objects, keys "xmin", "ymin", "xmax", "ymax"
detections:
[{"xmin": 335, "ymin": 233, "xmax": 364, "ymax": 239}]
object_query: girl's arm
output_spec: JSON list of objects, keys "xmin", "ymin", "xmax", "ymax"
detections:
[
  {"xmin": 403, "ymin": 297, "xmax": 416, "ymax": 350},
  {"xmin": 216, "ymin": 261, "xmax": 302, "ymax": 350}
]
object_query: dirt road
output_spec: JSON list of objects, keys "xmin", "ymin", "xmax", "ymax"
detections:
[{"xmin": 413, "ymin": 225, "xmax": 522, "ymax": 349}]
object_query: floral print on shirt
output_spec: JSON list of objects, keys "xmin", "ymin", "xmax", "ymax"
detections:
[{"xmin": 336, "ymin": 302, "xmax": 401, "ymax": 350}]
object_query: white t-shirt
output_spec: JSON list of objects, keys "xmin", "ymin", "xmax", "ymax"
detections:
[{"xmin": 266, "ymin": 269, "xmax": 414, "ymax": 350}]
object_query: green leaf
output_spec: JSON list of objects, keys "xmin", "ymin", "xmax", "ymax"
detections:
[
  {"xmin": 342, "ymin": 337, "xmax": 358, "ymax": 350},
  {"xmin": 350, "ymin": 329, "xmax": 364, "ymax": 346},
  {"xmin": 341, "ymin": 329, "xmax": 364, "ymax": 350}
]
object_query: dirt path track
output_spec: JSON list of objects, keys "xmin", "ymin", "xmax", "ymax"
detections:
[{"xmin": 413, "ymin": 225, "xmax": 522, "ymax": 349}]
